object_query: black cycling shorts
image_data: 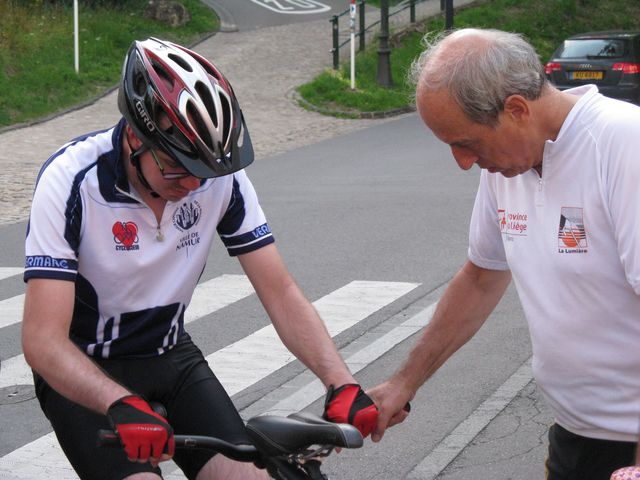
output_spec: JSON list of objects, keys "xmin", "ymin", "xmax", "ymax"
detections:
[
  {"xmin": 546, "ymin": 423, "xmax": 637, "ymax": 480},
  {"xmin": 34, "ymin": 334, "xmax": 251, "ymax": 480}
]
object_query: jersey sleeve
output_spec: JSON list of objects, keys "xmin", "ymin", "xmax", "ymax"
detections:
[
  {"xmin": 217, "ymin": 170, "xmax": 274, "ymax": 256},
  {"xmin": 24, "ymin": 158, "xmax": 81, "ymax": 282},
  {"xmin": 468, "ymin": 170, "xmax": 509, "ymax": 271}
]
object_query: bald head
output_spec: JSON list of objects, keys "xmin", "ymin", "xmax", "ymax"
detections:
[{"xmin": 411, "ymin": 28, "xmax": 548, "ymax": 127}]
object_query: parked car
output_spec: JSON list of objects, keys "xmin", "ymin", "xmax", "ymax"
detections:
[{"xmin": 545, "ymin": 31, "xmax": 640, "ymax": 104}]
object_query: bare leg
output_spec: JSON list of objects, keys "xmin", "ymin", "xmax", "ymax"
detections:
[
  {"xmin": 196, "ymin": 455, "xmax": 271, "ymax": 480},
  {"xmin": 123, "ymin": 473, "xmax": 162, "ymax": 480}
]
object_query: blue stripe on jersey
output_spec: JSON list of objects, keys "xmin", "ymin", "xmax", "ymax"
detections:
[
  {"xmin": 217, "ymin": 177, "xmax": 245, "ymax": 236},
  {"xmin": 64, "ymin": 161, "xmax": 97, "ymax": 255}
]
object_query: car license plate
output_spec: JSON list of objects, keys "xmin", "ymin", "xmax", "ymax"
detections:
[{"xmin": 569, "ymin": 71, "xmax": 604, "ymax": 80}]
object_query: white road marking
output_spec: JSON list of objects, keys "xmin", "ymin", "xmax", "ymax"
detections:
[
  {"xmin": 249, "ymin": 0, "xmax": 330, "ymax": 14},
  {"xmin": 209, "ymin": 280, "xmax": 419, "ymax": 396},
  {"xmin": 0, "ymin": 294, "xmax": 24, "ymax": 329},
  {"xmin": 0, "ymin": 279, "xmax": 419, "ymax": 479},
  {"xmin": 264, "ymin": 302, "xmax": 437, "ymax": 416},
  {"xmin": 406, "ymin": 358, "xmax": 534, "ymax": 480},
  {"xmin": 0, "ymin": 268, "xmax": 23, "ymax": 281}
]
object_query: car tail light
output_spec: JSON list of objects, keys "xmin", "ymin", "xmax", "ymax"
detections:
[
  {"xmin": 545, "ymin": 62, "xmax": 561, "ymax": 75},
  {"xmin": 612, "ymin": 62, "xmax": 640, "ymax": 74}
]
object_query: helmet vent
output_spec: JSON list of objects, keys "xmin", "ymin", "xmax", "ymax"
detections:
[
  {"xmin": 152, "ymin": 60, "xmax": 175, "ymax": 92},
  {"xmin": 220, "ymin": 96, "xmax": 231, "ymax": 150},
  {"xmin": 195, "ymin": 81, "xmax": 218, "ymax": 129},
  {"xmin": 186, "ymin": 100, "xmax": 213, "ymax": 151},
  {"xmin": 168, "ymin": 52, "xmax": 193, "ymax": 73}
]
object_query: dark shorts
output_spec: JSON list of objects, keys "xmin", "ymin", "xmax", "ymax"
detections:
[
  {"xmin": 34, "ymin": 334, "xmax": 251, "ymax": 480},
  {"xmin": 546, "ymin": 423, "xmax": 637, "ymax": 480}
]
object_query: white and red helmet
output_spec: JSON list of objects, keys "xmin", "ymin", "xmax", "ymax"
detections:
[{"xmin": 118, "ymin": 37, "xmax": 253, "ymax": 178}]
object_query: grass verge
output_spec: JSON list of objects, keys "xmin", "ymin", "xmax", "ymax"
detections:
[
  {"xmin": 0, "ymin": 0, "xmax": 218, "ymax": 128},
  {"xmin": 297, "ymin": 0, "xmax": 640, "ymax": 117}
]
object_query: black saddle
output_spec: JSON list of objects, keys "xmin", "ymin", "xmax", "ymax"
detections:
[{"xmin": 245, "ymin": 412, "xmax": 363, "ymax": 456}]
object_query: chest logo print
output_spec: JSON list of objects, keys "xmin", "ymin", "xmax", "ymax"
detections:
[
  {"xmin": 112, "ymin": 221, "xmax": 140, "ymax": 251},
  {"xmin": 558, "ymin": 207, "xmax": 587, "ymax": 253},
  {"xmin": 498, "ymin": 209, "xmax": 528, "ymax": 241}
]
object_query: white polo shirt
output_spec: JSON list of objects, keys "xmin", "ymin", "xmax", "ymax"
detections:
[
  {"xmin": 469, "ymin": 86, "xmax": 640, "ymax": 441},
  {"xmin": 25, "ymin": 119, "xmax": 274, "ymax": 359}
]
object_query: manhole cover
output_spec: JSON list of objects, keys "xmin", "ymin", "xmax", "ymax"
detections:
[{"xmin": 0, "ymin": 385, "xmax": 36, "ymax": 405}]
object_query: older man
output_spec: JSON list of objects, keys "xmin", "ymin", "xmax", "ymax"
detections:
[{"xmin": 368, "ymin": 28, "xmax": 640, "ymax": 479}]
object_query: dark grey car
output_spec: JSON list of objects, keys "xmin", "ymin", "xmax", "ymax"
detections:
[{"xmin": 545, "ymin": 30, "xmax": 640, "ymax": 104}]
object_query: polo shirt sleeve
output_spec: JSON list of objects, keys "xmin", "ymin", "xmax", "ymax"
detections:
[
  {"xmin": 600, "ymin": 110, "xmax": 640, "ymax": 295},
  {"xmin": 468, "ymin": 170, "xmax": 509, "ymax": 271},
  {"xmin": 217, "ymin": 169, "xmax": 275, "ymax": 256}
]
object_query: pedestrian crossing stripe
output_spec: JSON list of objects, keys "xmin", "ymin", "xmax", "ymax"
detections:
[{"xmin": 0, "ymin": 277, "xmax": 420, "ymax": 479}]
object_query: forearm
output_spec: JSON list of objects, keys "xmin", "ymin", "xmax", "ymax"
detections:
[
  {"xmin": 22, "ymin": 279, "xmax": 129, "ymax": 414},
  {"xmin": 24, "ymin": 334, "xmax": 129, "ymax": 414},
  {"xmin": 392, "ymin": 262, "xmax": 511, "ymax": 397},
  {"xmin": 263, "ymin": 277, "xmax": 355, "ymax": 387}
]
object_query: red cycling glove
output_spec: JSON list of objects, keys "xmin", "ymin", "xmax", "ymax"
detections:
[
  {"xmin": 107, "ymin": 395, "xmax": 175, "ymax": 462},
  {"xmin": 323, "ymin": 384, "xmax": 379, "ymax": 438}
]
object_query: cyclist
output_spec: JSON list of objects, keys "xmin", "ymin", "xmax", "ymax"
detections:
[
  {"xmin": 22, "ymin": 37, "xmax": 377, "ymax": 480},
  {"xmin": 368, "ymin": 28, "xmax": 640, "ymax": 479}
]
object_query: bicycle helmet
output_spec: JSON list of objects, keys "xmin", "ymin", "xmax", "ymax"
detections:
[{"xmin": 118, "ymin": 37, "xmax": 253, "ymax": 178}]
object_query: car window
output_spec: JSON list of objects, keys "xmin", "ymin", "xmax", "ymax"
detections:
[{"xmin": 557, "ymin": 39, "xmax": 627, "ymax": 59}]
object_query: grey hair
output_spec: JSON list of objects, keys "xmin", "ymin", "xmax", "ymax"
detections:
[{"xmin": 409, "ymin": 28, "xmax": 548, "ymax": 127}]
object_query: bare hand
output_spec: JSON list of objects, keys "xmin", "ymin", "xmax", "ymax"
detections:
[{"xmin": 366, "ymin": 381, "xmax": 412, "ymax": 443}]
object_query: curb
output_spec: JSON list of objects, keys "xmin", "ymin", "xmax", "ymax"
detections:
[{"xmin": 287, "ymin": 88, "xmax": 416, "ymax": 120}]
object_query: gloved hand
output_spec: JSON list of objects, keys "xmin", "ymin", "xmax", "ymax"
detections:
[
  {"xmin": 107, "ymin": 395, "xmax": 175, "ymax": 462},
  {"xmin": 323, "ymin": 384, "xmax": 379, "ymax": 438}
]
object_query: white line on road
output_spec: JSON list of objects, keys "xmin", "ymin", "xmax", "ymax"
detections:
[
  {"xmin": 263, "ymin": 302, "xmax": 437, "ymax": 416},
  {"xmin": 406, "ymin": 358, "xmax": 534, "ymax": 480},
  {"xmin": 209, "ymin": 280, "xmax": 419, "ymax": 396},
  {"xmin": 0, "ymin": 268, "xmax": 23, "ymax": 281}
]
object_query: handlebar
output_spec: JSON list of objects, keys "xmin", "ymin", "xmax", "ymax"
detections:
[{"xmin": 97, "ymin": 430, "xmax": 262, "ymax": 462}]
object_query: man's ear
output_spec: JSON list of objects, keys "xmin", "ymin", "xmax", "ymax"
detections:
[
  {"xmin": 503, "ymin": 94, "xmax": 530, "ymax": 123},
  {"xmin": 124, "ymin": 124, "xmax": 143, "ymax": 150}
]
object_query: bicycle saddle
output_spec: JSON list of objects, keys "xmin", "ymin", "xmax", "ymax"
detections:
[{"xmin": 245, "ymin": 412, "xmax": 363, "ymax": 456}]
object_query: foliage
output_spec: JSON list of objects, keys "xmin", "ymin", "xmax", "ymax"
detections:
[
  {"xmin": 298, "ymin": 0, "xmax": 640, "ymax": 116},
  {"xmin": 0, "ymin": 0, "xmax": 218, "ymax": 127}
]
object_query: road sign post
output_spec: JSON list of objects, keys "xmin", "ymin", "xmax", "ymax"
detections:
[
  {"xmin": 350, "ymin": 0, "xmax": 356, "ymax": 90},
  {"xmin": 74, "ymin": 0, "xmax": 79, "ymax": 73}
]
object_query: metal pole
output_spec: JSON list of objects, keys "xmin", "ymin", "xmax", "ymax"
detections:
[
  {"xmin": 358, "ymin": 0, "xmax": 365, "ymax": 52},
  {"xmin": 74, "ymin": 0, "xmax": 79, "ymax": 73},
  {"xmin": 410, "ymin": 0, "xmax": 415, "ymax": 23},
  {"xmin": 376, "ymin": 0, "xmax": 393, "ymax": 87},
  {"xmin": 445, "ymin": 0, "xmax": 454, "ymax": 30},
  {"xmin": 350, "ymin": 0, "xmax": 356, "ymax": 89},
  {"xmin": 331, "ymin": 15, "xmax": 339, "ymax": 69}
]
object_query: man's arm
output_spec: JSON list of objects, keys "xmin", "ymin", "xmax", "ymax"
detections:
[
  {"xmin": 367, "ymin": 260, "xmax": 511, "ymax": 442},
  {"xmin": 21, "ymin": 278, "xmax": 130, "ymax": 414},
  {"xmin": 22, "ymin": 278, "xmax": 174, "ymax": 464},
  {"xmin": 237, "ymin": 244, "xmax": 355, "ymax": 388}
]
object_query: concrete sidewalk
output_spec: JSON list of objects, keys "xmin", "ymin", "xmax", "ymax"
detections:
[{"xmin": 0, "ymin": 0, "xmax": 478, "ymax": 226}]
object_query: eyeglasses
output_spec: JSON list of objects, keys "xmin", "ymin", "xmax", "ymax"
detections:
[
  {"xmin": 127, "ymin": 136, "xmax": 192, "ymax": 180},
  {"xmin": 146, "ymin": 148, "xmax": 193, "ymax": 180}
]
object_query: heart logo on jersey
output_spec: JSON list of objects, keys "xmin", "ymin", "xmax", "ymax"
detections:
[{"xmin": 112, "ymin": 221, "xmax": 139, "ymax": 247}]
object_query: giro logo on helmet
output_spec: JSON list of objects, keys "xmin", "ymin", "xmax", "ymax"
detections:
[{"xmin": 135, "ymin": 100, "xmax": 156, "ymax": 132}]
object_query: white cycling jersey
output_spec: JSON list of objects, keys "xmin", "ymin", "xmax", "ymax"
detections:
[
  {"xmin": 24, "ymin": 119, "xmax": 274, "ymax": 359},
  {"xmin": 469, "ymin": 85, "xmax": 640, "ymax": 442}
]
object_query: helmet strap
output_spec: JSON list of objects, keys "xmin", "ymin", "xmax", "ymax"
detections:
[{"xmin": 127, "ymin": 142, "xmax": 160, "ymax": 199}]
